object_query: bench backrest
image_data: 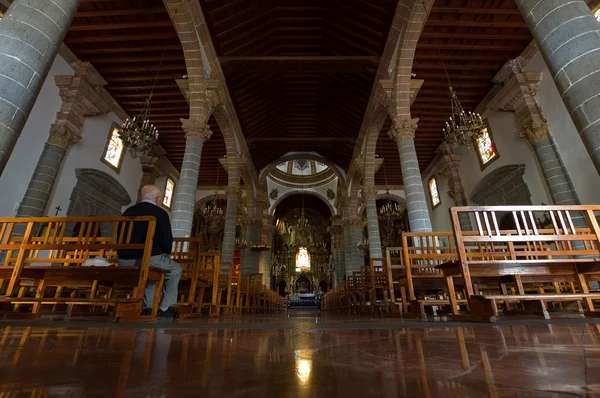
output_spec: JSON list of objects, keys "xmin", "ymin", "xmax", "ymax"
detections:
[
  {"xmin": 0, "ymin": 216, "xmax": 156, "ymax": 296},
  {"xmin": 401, "ymin": 232, "xmax": 458, "ymax": 275},
  {"xmin": 450, "ymin": 205, "xmax": 600, "ymax": 264}
]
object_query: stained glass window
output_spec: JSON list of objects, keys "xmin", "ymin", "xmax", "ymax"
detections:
[
  {"xmin": 163, "ymin": 178, "xmax": 175, "ymax": 208},
  {"xmin": 295, "ymin": 247, "xmax": 311, "ymax": 273},
  {"xmin": 429, "ymin": 177, "xmax": 441, "ymax": 208},
  {"xmin": 476, "ymin": 127, "xmax": 497, "ymax": 166},
  {"xmin": 101, "ymin": 125, "xmax": 125, "ymax": 172},
  {"xmin": 595, "ymin": 8, "xmax": 600, "ymax": 23}
]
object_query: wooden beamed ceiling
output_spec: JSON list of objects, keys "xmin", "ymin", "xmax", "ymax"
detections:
[
  {"xmin": 375, "ymin": 0, "xmax": 532, "ymax": 185},
  {"xmin": 65, "ymin": 0, "xmax": 229, "ymax": 186},
  {"xmin": 63, "ymin": 0, "xmax": 533, "ymax": 188},
  {"xmin": 200, "ymin": 0, "xmax": 399, "ymax": 172}
]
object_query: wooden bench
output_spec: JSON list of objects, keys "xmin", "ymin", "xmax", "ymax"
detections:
[
  {"xmin": 170, "ymin": 239, "xmax": 214, "ymax": 318},
  {"xmin": 444, "ymin": 205, "xmax": 600, "ymax": 322},
  {"xmin": 0, "ymin": 216, "xmax": 167, "ymax": 322}
]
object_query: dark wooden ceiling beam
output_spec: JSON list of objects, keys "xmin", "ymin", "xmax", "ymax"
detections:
[
  {"xmin": 430, "ymin": 7, "xmax": 522, "ymax": 15},
  {"xmin": 425, "ymin": 20, "xmax": 526, "ymax": 28},
  {"xmin": 67, "ymin": 32, "xmax": 178, "ymax": 44},
  {"xmin": 76, "ymin": 44, "xmax": 182, "ymax": 55},
  {"xmin": 75, "ymin": 7, "xmax": 167, "ymax": 18},
  {"xmin": 70, "ymin": 21, "xmax": 174, "ymax": 31}
]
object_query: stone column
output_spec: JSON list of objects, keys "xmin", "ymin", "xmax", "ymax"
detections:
[
  {"xmin": 342, "ymin": 215, "xmax": 363, "ymax": 276},
  {"xmin": 242, "ymin": 218, "xmax": 262, "ymax": 275},
  {"xmin": 363, "ymin": 185, "xmax": 383, "ymax": 261},
  {"xmin": 0, "ymin": 0, "xmax": 82, "ymax": 175},
  {"xmin": 388, "ymin": 117, "xmax": 432, "ymax": 232},
  {"xmin": 171, "ymin": 119, "xmax": 212, "ymax": 238},
  {"xmin": 330, "ymin": 215, "xmax": 345, "ymax": 287},
  {"xmin": 17, "ymin": 65, "xmax": 110, "ymax": 217},
  {"xmin": 221, "ymin": 186, "xmax": 240, "ymax": 263},
  {"xmin": 488, "ymin": 69, "xmax": 582, "ymax": 208},
  {"xmin": 259, "ymin": 215, "xmax": 275, "ymax": 287},
  {"xmin": 516, "ymin": 0, "xmax": 600, "ymax": 174},
  {"xmin": 437, "ymin": 142, "xmax": 473, "ymax": 231}
]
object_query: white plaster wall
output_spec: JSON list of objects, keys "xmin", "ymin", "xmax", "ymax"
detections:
[
  {"xmin": 421, "ymin": 170, "xmax": 453, "ymax": 232},
  {"xmin": 48, "ymin": 113, "xmax": 143, "ymax": 215},
  {"xmin": 0, "ymin": 55, "xmax": 73, "ymax": 217},
  {"xmin": 523, "ymin": 52, "xmax": 600, "ymax": 204},
  {"xmin": 458, "ymin": 110, "xmax": 552, "ymax": 207}
]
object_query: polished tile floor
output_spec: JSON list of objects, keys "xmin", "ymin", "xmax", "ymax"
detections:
[{"xmin": 1, "ymin": 313, "xmax": 600, "ymax": 397}]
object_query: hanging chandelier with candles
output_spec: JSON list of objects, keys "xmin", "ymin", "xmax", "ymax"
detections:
[
  {"xmin": 203, "ymin": 166, "xmax": 224, "ymax": 222},
  {"xmin": 117, "ymin": 49, "xmax": 165, "ymax": 158},
  {"xmin": 379, "ymin": 200, "xmax": 403, "ymax": 220},
  {"xmin": 442, "ymin": 86, "xmax": 485, "ymax": 148}
]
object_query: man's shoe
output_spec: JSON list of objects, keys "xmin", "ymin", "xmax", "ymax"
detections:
[
  {"xmin": 141, "ymin": 308, "xmax": 152, "ymax": 316},
  {"xmin": 157, "ymin": 307, "xmax": 175, "ymax": 320}
]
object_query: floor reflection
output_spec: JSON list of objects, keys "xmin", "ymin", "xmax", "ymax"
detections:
[{"xmin": 1, "ymin": 319, "xmax": 600, "ymax": 397}]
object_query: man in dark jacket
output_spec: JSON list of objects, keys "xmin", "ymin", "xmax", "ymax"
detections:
[{"xmin": 117, "ymin": 184, "xmax": 182, "ymax": 319}]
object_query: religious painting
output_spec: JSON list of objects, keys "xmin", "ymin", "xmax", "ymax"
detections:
[
  {"xmin": 101, "ymin": 123, "xmax": 125, "ymax": 173},
  {"xmin": 474, "ymin": 120, "xmax": 499, "ymax": 170},
  {"xmin": 428, "ymin": 176, "xmax": 441, "ymax": 209},
  {"xmin": 295, "ymin": 247, "xmax": 311, "ymax": 273},
  {"xmin": 163, "ymin": 177, "xmax": 175, "ymax": 209}
]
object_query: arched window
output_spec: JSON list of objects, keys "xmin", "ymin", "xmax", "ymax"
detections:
[
  {"xmin": 428, "ymin": 176, "xmax": 441, "ymax": 209},
  {"xmin": 295, "ymin": 247, "xmax": 311, "ymax": 273},
  {"xmin": 101, "ymin": 123, "xmax": 125, "ymax": 173},
  {"xmin": 163, "ymin": 177, "xmax": 176, "ymax": 209},
  {"xmin": 474, "ymin": 120, "xmax": 499, "ymax": 170}
]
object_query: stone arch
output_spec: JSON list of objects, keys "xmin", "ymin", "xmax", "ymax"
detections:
[
  {"xmin": 269, "ymin": 191, "xmax": 336, "ymax": 217},
  {"xmin": 259, "ymin": 152, "xmax": 346, "ymax": 185},
  {"xmin": 358, "ymin": 192, "xmax": 407, "ymax": 216},
  {"xmin": 67, "ymin": 168, "xmax": 131, "ymax": 217},
  {"xmin": 470, "ymin": 164, "xmax": 531, "ymax": 206},
  {"xmin": 361, "ymin": 0, "xmax": 435, "ymax": 187},
  {"xmin": 163, "ymin": 0, "xmax": 242, "ymax": 186}
]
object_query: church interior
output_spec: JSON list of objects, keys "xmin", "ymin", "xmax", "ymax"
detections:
[{"xmin": 1, "ymin": 0, "xmax": 600, "ymax": 396}]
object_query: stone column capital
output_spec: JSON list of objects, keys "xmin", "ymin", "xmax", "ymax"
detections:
[
  {"xmin": 181, "ymin": 118, "xmax": 212, "ymax": 142},
  {"xmin": 447, "ymin": 180, "xmax": 466, "ymax": 203},
  {"xmin": 362, "ymin": 185, "xmax": 378, "ymax": 201},
  {"xmin": 388, "ymin": 117, "xmax": 419, "ymax": 141},
  {"xmin": 342, "ymin": 215, "xmax": 363, "ymax": 230},
  {"xmin": 517, "ymin": 120, "xmax": 551, "ymax": 144},
  {"xmin": 225, "ymin": 186, "xmax": 242, "ymax": 199},
  {"xmin": 47, "ymin": 123, "xmax": 81, "ymax": 149}
]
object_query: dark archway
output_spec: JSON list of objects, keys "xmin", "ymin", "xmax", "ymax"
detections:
[
  {"xmin": 278, "ymin": 280, "xmax": 287, "ymax": 297},
  {"xmin": 67, "ymin": 168, "xmax": 131, "ymax": 217}
]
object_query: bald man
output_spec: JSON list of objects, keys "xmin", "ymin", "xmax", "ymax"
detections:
[{"xmin": 118, "ymin": 185, "xmax": 182, "ymax": 319}]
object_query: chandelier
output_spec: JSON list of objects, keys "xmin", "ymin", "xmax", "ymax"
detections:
[
  {"xmin": 436, "ymin": 46, "xmax": 485, "ymax": 148},
  {"xmin": 119, "ymin": 101, "xmax": 159, "ymax": 158},
  {"xmin": 117, "ymin": 49, "xmax": 165, "ymax": 158},
  {"xmin": 357, "ymin": 235, "xmax": 369, "ymax": 251},
  {"xmin": 235, "ymin": 236, "xmax": 247, "ymax": 250},
  {"xmin": 203, "ymin": 165, "xmax": 224, "ymax": 222},
  {"xmin": 442, "ymin": 87, "xmax": 485, "ymax": 148},
  {"xmin": 379, "ymin": 200, "xmax": 403, "ymax": 220}
]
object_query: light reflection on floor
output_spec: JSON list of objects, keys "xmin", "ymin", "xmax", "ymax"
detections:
[{"xmin": 1, "ymin": 314, "xmax": 600, "ymax": 397}]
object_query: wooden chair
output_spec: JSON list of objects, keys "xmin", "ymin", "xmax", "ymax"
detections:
[
  {"xmin": 0, "ymin": 216, "xmax": 167, "ymax": 322},
  {"xmin": 443, "ymin": 205, "xmax": 600, "ymax": 322},
  {"xmin": 362, "ymin": 258, "xmax": 391, "ymax": 315},
  {"xmin": 385, "ymin": 247, "xmax": 404, "ymax": 314}
]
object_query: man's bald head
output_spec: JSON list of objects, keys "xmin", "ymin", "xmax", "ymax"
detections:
[{"xmin": 141, "ymin": 185, "xmax": 162, "ymax": 205}]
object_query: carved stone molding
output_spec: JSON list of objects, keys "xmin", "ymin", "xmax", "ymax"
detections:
[
  {"xmin": 181, "ymin": 118, "xmax": 212, "ymax": 142},
  {"xmin": 388, "ymin": 117, "xmax": 419, "ymax": 141},
  {"xmin": 225, "ymin": 186, "xmax": 242, "ymax": 200},
  {"xmin": 342, "ymin": 215, "xmax": 362, "ymax": 230},
  {"xmin": 47, "ymin": 123, "xmax": 82, "ymax": 149},
  {"xmin": 517, "ymin": 120, "xmax": 551, "ymax": 144},
  {"xmin": 447, "ymin": 180, "xmax": 466, "ymax": 203},
  {"xmin": 362, "ymin": 185, "xmax": 378, "ymax": 201}
]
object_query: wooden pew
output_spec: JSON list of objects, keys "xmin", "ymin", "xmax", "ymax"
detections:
[
  {"xmin": 0, "ymin": 216, "xmax": 167, "ymax": 322},
  {"xmin": 443, "ymin": 205, "xmax": 600, "ymax": 322},
  {"xmin": 400, "ymin": 232, "xmax": 468, "ymax": 319},
  {"xmin": 362, "ymin": 258, "xmax": 391, "ymax": 315},
  {"xmin": 170, "ymin": 239, "xmax": 214, "ymax": 318},
  {"xmin": 385, "ymin": 247, "xmax": 403, "ymax": 314}
]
